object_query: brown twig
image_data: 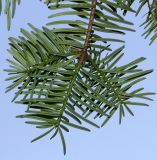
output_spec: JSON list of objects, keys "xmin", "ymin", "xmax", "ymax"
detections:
[
  {"xmin": 78, "ymin": 0, "xmax": 97, "ymax": 64},
  {"xmin": 147, "ymin": 0, "xmax": 151, "ymax": 15}
]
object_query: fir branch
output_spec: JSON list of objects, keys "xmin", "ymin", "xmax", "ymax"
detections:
[{"xmin": 4, "ymin": 0, "xmax": 155, "ymax": 155}]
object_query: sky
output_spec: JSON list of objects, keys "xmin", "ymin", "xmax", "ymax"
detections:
[{"xmin": 0, "ymin": 1, "xmax": 157, "ymax": 160}]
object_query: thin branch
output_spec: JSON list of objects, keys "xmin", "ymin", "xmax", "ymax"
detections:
[
  {"xmin": 147, "ymin": 0, "xmax": 151, "ymax": 15},
  {"xmin": 78, "ymin": 0, "xmax": 97, "ymax": 64}
]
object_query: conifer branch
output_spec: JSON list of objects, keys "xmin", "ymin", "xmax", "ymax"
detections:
[{"xmin": 4, "ymin": 0, "xmax": 155, "ymax": 155}]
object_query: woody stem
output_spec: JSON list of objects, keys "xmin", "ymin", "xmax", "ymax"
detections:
[{"xmin": 78, "ymin": 0, "xmax": 97, "ymax": 64}]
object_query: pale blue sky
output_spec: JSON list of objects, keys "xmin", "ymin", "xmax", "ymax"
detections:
[{"xmin": 0, "ymin": 1, "xmax": 157, "ymax": 160}]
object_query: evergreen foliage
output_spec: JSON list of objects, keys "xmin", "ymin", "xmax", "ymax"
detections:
[{"xmin": 1, "ymin": 0, "xmax": 156, "ymax": 154}]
